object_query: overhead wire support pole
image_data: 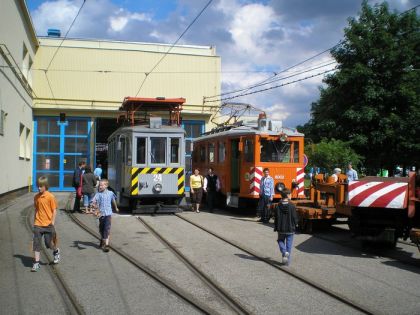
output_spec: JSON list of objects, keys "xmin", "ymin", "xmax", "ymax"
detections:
[{"xmin": 134, "ymin": 0, "xmax": 213, "ymax": 97}]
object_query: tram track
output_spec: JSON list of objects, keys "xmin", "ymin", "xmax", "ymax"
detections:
[
  {"xmin": 175, "ymin": 213, "xmax": 378, "ymax": 315},
  {"xmin": 137, "ymin": 216, "xmax": 252, "ymax": 315},
  {"xmin": 65, "ymin": 195, "xmax": 215, "ymax": 315}
]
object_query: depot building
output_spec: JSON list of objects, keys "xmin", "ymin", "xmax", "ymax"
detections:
[{"xmin": 0, "ymin": 0, "xmax": 221, "ymax": 195}]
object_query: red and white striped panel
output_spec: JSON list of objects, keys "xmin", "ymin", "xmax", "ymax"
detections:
[
  {"xmin": 348, "ymin": 181, "xmax": 408, "ymax": 209},
  {"xmin": 250, "ymin": 167, "xmax": 263, "ymax": 195},
  {"xmin": 296, "ymin": 168, "xmax": 305, "ymax": 196}
]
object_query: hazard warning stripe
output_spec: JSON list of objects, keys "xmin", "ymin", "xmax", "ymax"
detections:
[
  {"xmin": 131, "ymin": 167, "xmax": 184, "ymax": 195},
  {"xmin": 177, "ymin": 170, "xmax": 185, "ymax": 194},
  {"xmin": 250, "ymin": 166, "xmax": 263, "ymax": 195},
  {"xmin": 348, "ymin": 181, "xmax": 408, "ymax": 209},
  {"xmin": 296, "ymin": 167, "xmax": 305, "ymax": 196}
]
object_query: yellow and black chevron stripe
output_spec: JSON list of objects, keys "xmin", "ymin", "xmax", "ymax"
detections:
[{"xmin": 131, "ymin": 167, "xmax": 184, "ymax": 195}]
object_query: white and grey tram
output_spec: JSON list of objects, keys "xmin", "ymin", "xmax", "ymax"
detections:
[{"xmin": 107, "ymin": 117, "xmax": 186, "ymax": 213}]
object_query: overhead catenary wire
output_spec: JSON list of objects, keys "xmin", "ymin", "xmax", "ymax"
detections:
[
  {"xmin": 205, "ymin": 3, "xmax": 420, "ymax": 102},
  {"xmin": 134, "ymin": 0, "xmax": 213, "ymax": 97},
  {"xmin": 45, "ymin": 0, "xmax": 87, "ymax": 72},
  {"xmin": 204, "ymin": 60, "xmax": 337, "ymax": 100},
  {"xmin": 205, "ymin": 68, "xmax": 337, "ymax": 103}
]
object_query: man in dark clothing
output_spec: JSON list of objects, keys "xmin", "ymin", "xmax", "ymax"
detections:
[
  {"xmin": 274, "ymin": 189, "xmax": 298, "ymax": 265},
  {"xmin": 203, "ymin": 167, "xmax": 220, "ymax": 213},
  {"xmin": 72, "ymin": 161, "xmax": 86, "ymax": 213}
]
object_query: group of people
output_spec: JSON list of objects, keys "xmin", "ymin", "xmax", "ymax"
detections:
[
  {"xmin": 329, "ymin": 163, "xmax": 359, "ymax": 183},
  {"xmin": 33, "ymin": 162, "xmax": 360, "ymax": 271},
  {"xmin": 72, "ymin": 161, "xmax": 104, "ymax": 214},
  {"xmin": 31, "ymin": 161, "xmax": 117, "ymax": 272},
  {"xmin": 189, "ymin": 167, "xmax": 221, "ymax": 213}
]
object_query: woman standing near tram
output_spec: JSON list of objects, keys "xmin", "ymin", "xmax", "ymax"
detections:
[{"xmin": 190, "ymin": 168, "xmax": 204, "ymax": 213}]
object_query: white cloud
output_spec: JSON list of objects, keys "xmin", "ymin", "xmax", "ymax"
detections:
[
  {"xmin": 32, "ymin": 0, "xmax": 80, "ymax": 36},
  {"xmin": 264, "ymin": 104, "xmax": 291, "ymax": 121},
  {"xmin": 109, "ymin": 10, "xmax": 151, "ymax": 33}
]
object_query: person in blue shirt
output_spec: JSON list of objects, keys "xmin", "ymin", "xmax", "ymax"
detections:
[
  {"xmin": 92, "ymin": 179, "xmax": 119, "ymax": 252},
  {"xmin": 94, "ymin": 163, "xmax": 103, "ymax": 180},
  {"xmin": 257, "ymin": 168, "xmax": 274, "ymax": 223},
  {"xmin": 346, "ymin": 163, "xmax": 358, "ymax": 182}
]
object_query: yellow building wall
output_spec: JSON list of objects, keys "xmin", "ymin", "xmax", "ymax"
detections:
[{"xmin": 32, "ymin": 38, "xmax": 221, "ymax": 118}]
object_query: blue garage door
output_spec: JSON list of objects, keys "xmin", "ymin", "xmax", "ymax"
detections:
[{"xmin": 33, "ymin": 117, "xmax": 91, "ymax": 191}]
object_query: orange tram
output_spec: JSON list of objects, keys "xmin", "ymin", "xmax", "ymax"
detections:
[{"xmin": 192, "ymin": 115, "xmax": 305, "ymax": 208}]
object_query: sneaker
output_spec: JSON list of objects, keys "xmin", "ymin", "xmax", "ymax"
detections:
[
  {"xmin": 196, "ymin": 210, "xmax": 200, "ymax": 213},
  {"xmin": 103, "ymin": 245, "xmax": 110, "ymax": 253},
  {"xmin": 53, "ymin": 249, "xmax": 60, "ymax": 264},
  {"xmin": 282, "ymin": 252, "xmax": 289, "ymax": 264},
  {"xmin": 99, "ymin": 240, "xmax": 104, "ymax": 249},
  {"xmin": 31, "ymin": 262, "xmax": 40, "ymax": 272}
]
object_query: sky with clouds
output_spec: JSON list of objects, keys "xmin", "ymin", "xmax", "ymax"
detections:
[{"xmin": 26, "ymin": 0, "xmax": 416, "ymax": 127}]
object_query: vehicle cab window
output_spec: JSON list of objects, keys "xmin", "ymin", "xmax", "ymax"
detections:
[
  {"xmin": 150, "ymin": 137, "xmax": 166, "ymax": 164},
  {"xmin": 136, "ymin": 137, "xmax": 146, "ymax": 164}
]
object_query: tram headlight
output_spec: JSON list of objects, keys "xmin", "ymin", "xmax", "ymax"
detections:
[
  {"xmin": 154, "ymin": 183, "xmax": 162, "ymax": 193},
  {"xmin": 275, "ymin": 182, "xmax": 286, "ymax": 193}
]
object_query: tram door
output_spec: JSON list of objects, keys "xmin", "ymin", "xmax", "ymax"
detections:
[
  {"xmin": 115, "ymin": 137, "xmax": 126, "ymax": 192},
  {"xmin": 230, "ymin": 139, "xmax": 240, "ymax": 193}
]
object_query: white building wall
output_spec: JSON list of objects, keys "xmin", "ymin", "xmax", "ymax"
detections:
[{"xmin": 0, "ymin": 0, "xmax": 37, "ymax": 195}]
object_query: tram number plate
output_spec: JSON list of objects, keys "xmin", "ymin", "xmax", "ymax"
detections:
[
  {"xmin": 153, "ymin": 174, "xmax": 162, "ymax": 182},
  {"xmin": 275, "ymin": 175, "xmax": 285, "ymax": 179}
]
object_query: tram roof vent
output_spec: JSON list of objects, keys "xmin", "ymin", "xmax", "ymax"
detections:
[
  {"xmin": 150, "ymin": 117, "xmax": 162, "ymax": 129},
  {"xmin": 269, "ymin": 120, "xmax": 282, "ymax": 132},
  {"xmin": 258, "ymin": 118, "xmax": 269, "ymax": 131}
]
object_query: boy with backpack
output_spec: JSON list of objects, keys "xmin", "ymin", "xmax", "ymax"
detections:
[{"xmin": 274, "ymin": 189, "xmax": 298, "ymax": 266}]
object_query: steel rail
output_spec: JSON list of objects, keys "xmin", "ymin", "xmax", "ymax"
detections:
[
  {"xmin": 65, "ymin": 195, "xmax": 214, "ymax": 315},
  {"xmin": 175, "ymin": 213, "xmax": 378, "ymax": 315},
  {"xmin": 137, "ymin": 216, "xmax": 252, "ymax": 315}
]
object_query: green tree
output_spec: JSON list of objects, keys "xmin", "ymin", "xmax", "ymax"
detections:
[
  {"xmin": 305, "ymin": 139, "xmax": 362, "ymax": 174},
  {"xmin": 302, "ymin": 2, "xmax": 419, "ymax": 174}
]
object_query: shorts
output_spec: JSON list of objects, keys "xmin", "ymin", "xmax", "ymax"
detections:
[
  {"xmin": 191, "ymin": 188, "xmax": 203, "ymax": 204},
  {"xmin": 33, "ymin": 225, "xmax": 56, "ymax": 252}
]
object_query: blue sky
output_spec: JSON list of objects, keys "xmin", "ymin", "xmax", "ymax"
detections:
[{"xmin": 26, "ymin": 0, "xmax": 417, "ymax": 127}]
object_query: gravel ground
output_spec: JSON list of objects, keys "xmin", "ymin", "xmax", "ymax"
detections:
[
  {"xmin": 177, "ymin": 210, "xmax": 420, "ymax": 315},
  {"xmin": 139, "ymin": 214, "xmax": 362, "ymax": 315}
]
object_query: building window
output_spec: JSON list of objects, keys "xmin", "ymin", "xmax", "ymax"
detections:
[
  {"xmin": 208, "ymin": 143, "xmax": 215, "ymax": 163},
  {"xmin": 218, "ymin": 142, "xmax": 225, "ymax": 163},
  {"xmin": 25, "ymin": 128, "xmax": 31, "ymax": 160},
  {"xmin": 19, "ymin": 123, "xmax": 25, "ymax": 158}
]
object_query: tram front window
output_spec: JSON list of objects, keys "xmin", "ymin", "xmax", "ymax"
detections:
[
  {"xmin": 136, "ymin": 137, "xmax": 146, "ymax": 164},
  {"xmin": 170, "ymin": 138, "xmax": 180, "ymax": 164},
  {"xmin": 151, "ymin": 137, "xmax": 166, "ymax": 164},
  {"xmin": 260, "ymin": 139, "xmax": 291, "ymax": 162}
]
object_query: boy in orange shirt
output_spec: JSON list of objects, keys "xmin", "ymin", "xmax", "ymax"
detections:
[{"xmin": 32, "ymin": 176, "xmax": 60, "ymax": 272}]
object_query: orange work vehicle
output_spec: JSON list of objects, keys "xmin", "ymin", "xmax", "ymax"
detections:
[
  {"xmin": 295, "ymin": 172, "xmax": 420, "ymax": 248},
  {"xmin": 192, "ymin": 114, "xmax": 305, "ymax": 208}
]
